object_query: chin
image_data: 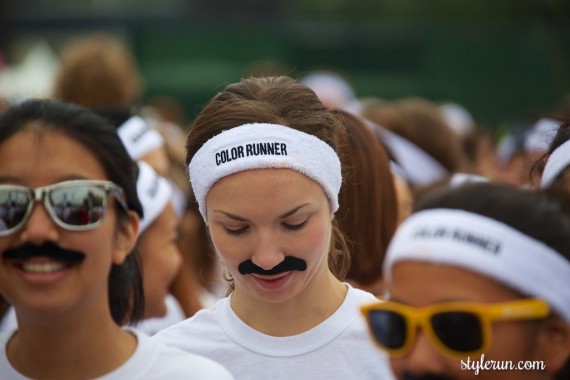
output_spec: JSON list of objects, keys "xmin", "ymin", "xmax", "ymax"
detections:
[{"xmin": 144, "ymin": 303, "xmax": 168, "ymax": 319}]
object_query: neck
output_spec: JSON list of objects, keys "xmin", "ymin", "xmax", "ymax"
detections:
[
  {"xmin": 231, "ymin": 269, "xmax": 347, "ymax": 336},
  {"xmin": 346, "ymin": 277, "xmax": 385, "ymax": 297},
  {"xmin": 7, "ymin": 306, "xmax": 136, "ymax": 380}
]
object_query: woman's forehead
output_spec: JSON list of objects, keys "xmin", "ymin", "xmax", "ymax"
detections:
[
  {"xmin": 0, "ymin": 127, "xmax": 108, "ymax": 185},
  {"xmin": 211, "ymin": 168, "xmax": 325, "ymax": 194},
  {"xmin": 207, "ymin": 169, "xmax": 329, "ymax": 215}
]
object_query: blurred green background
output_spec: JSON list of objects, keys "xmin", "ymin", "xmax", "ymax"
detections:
[{"xmin": 2, "ymin": 0, "xmax": 570, "ymax": 127}]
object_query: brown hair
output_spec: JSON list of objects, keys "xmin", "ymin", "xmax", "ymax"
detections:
[
  {"xmin": 362, "ymin": 98, "xmax": 468, "ymax": 173},
  {"xmin": 53, "ymin": 33, "xmax": 141, "ymax": 109},
  {"xmin": 335, "ymin": 110, "xmax": 398, "ymax": 287},
  {"xmin": 185, "ymin": 76, "xmax": 350, "ymax": 285}
]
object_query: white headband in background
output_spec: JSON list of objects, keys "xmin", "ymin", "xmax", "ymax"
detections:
[
  {"xmin": 137, "ymin": 161, "xmax": 173, "ymax": 233},
  {"xmin": 448, "ymin": 173, "xmax": 488, "ymax": 188},
  {"xmin": 118, "ymin": 116, "xmax": 165, "ymax": 160},
  {"xmin": 541, "ymin": 138, "xmax": 570, "ymax": 188},
  {"xmin": 188, "ymin": 123, "xmax": 342, "ymax": 221},
  {"xmin": 366, "ymin": 121, "xmax": 448, "ymax": 187},
  {"xmin": 384, "ymin": 209, "xmax": 570, "ymax": 323},
  {"xmin": 524, "ymin": 118, "xmax": 561, "ymax": 154}
]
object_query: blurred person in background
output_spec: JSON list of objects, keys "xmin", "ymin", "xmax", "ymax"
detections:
[
  {"xmin": 52, "ymin": 32, "xmax": 170, "ymax": 177},
  {"xmin": 493, "ymin": 117, "xmax": 557, "ymax": 188},
  {"xmin": 52, "ymin": 33, "xmax": 206, "ymax": 317},
  {"xmin": 299, "ymin": 69, "xmax": 362, "ymax": 114},
  {"xmin": 392, "ymin": 97, "xmax": 469, "ymax": 177},
  {"xmin": 460, "ymin": 127, "xmax": 498, "ymax": 180},
  {"xmin": 132, "ymin": 161, "xmax": 187, "ymax": 335},
  {"xmin": 360, "ymin": 97, "xmax": 465, "ymax": 193},
  {"xmin": 537, "ymin": 119, "xmax": 570, "ymax": 191},
  {"xmin": 176, "ymin": 199, "xmax": 227, "ymax": 307},
  {"xmin": 142, "ymin": 95, "xmax": 226, "ymax": 308},
  {"xmin": 96, "ymin": 104, "xmax": 205, "ymax": 319}
]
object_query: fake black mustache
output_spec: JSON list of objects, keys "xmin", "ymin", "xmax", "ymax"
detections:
[
  {"xmin": 403, "ymin": 372, "xmax": 456, "ymax": 380},
  {"xmin": 3, "ymin": 242, "xmax": 85, "ymax": 263},
  {"xmin": 238, "ymin": 256, "xmax": 307, "ymax": 276}
]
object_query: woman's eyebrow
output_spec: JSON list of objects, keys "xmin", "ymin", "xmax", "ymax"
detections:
[
  {"xmin": 213, "ymin": 210, "xmax": 248, "ymax": 222},
  {"xmin": 279, "ymin": 204, "xmax": 309, "ymax": 219},
  {"xmin": 213, "ymin": 203, "xmax": 310, "ymax": 221}
]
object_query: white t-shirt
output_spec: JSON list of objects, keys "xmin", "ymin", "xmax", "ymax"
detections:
[
  {"xmin": 0, "ymin": 307, "xmax": 17, "ymax": 334},
  {"xmin": 134, "ymin": 294, "xmax": 186, "ymax": 336},
  {"xmin": 1, "ymin": 295, "xmax": 187, "ymax": 337},
  {"xmin": 153, "ymin": 284, "xmax": 395, "ymax": 380},
  {"xmin": 0, "ymin": 328, "xmax": 234, "ymax": 380}
]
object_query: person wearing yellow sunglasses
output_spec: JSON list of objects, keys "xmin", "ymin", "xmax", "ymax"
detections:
[{"xmin": 362, "ymin": 182, "xmax": 570, "ymax": 380}]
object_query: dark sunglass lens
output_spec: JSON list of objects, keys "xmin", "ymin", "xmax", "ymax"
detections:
[
  {"xmin": 432, "ymin": 312, "xmax": 483, "ymax": 352},
  {"xmin": 0, "ymin": 190, "xmax": 29, "ymax": 231},
  {"xmin": 50, "ymin": 185, "xmax": 106, "ymax": 226},
  {"xmin": 369, "ymin": 310, "xmax": 407, "ymax": 349}
]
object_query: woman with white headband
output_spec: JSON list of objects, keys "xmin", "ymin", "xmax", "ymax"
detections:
[
  {"xmin": 131, "ymin": 161, "xmax": 186, "ymax": 335},
  {"xmin": 361, "ymin": 182, "xmax": 570, "ymax": 380},
  {"xmin": 95, "ymin": 108, "xmax": 205, "ymax": 320},
  {"xmin": 153, "ymin": 76, "xmax": 395, "ymax": 379}
]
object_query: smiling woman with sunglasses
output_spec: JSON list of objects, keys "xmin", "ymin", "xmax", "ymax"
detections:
[
  {"xmin": 0, "ymin": 99, "xmax": 233, "ymax": 379},
  {"xmin": 362, "ymin": 182, "xmax": 570, "ymax": 380}
]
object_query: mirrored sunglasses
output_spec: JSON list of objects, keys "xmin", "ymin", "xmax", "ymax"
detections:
[{"xmin": 0, "ymin": 180, "xmax": 128, "ymax": 236}]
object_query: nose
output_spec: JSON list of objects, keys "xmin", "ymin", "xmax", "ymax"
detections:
[
  {"xmin": 18, "ymin": 202, "xmax": 59, "ymax": 244},
  {"xmin": 250, "ymin": 229, "xmax": 285, "ymax": 271},
  {"xmin": 401, "ymin": 329, "xmax": 448, "ymax": 376}
]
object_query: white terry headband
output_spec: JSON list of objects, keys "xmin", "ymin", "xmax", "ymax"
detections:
[
  {"xmin": 384, "ymin": 209, "xmax": 570, "ymax": 323},
  {"xmin": 188, "ymin": 123, "xmax": 342, "ymax": 221},
  {"xmin": 137, "ymin": 161, "xmax": 173, "ymax": 234},
  {"xmin": 541, "ymin": 138, "xmax": 570, "ymax": 188},
  {"xmin": 118, "ymin": 116, "xmax": 165, "ymax": 160},
  {"xmin": 366, "ymin": 121, "xmax": 448, "ymax": 186}
]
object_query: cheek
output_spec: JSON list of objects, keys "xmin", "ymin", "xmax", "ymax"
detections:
[
  {"xmin": 486, "ymin": 323, "xmax": 538, "ymax": 361},
  {"xmin": 209, "ymin": 228, "xmax": 241, "ymax": 265},
  {"xmin": 0, "ymin": 236, "xmax": 15, "ymax": 254},
  {"xmin": 140, "ymin": 237, "xmax": 181, "ymax": 282},
  {"xmin": 287, "ymin": 217, "xmax": 331, "ymax": 268},
  {"xmin": 299, "ymin": 222, "xmax": 330, "ymax": 260}
]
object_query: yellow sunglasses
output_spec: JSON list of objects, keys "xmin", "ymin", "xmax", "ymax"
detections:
[{"xmin": 360, "ymin": 298, "xmax": 549, "ymax": 360}]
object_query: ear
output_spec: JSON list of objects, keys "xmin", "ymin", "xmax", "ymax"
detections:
[
  {"xmin": 536, "ymin": 316, "xmax": 570, "ymax": 374},
  {"xmin": 112, "ymin": 210, "xmax": 140, "ymax": 265}
]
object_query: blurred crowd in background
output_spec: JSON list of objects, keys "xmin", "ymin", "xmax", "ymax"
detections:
[{"xmin": 0, "ymin": 0, "xmax": 569, "ymax": 320}]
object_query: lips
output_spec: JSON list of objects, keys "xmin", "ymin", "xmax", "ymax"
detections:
[
  {"xmin": 251, "ymin": 272, "xmax": 293, "ymax": 290},
  {"xmin": 10, "ymin": 257, "xmax": 77, "ymax": 285},
  {"xmin": 21, "ymin": 260, "xmax": 67, "ymax": 273},
  {"xmin": 2, "ymin": 243, "xmax": 85, "ymax": 285}
]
